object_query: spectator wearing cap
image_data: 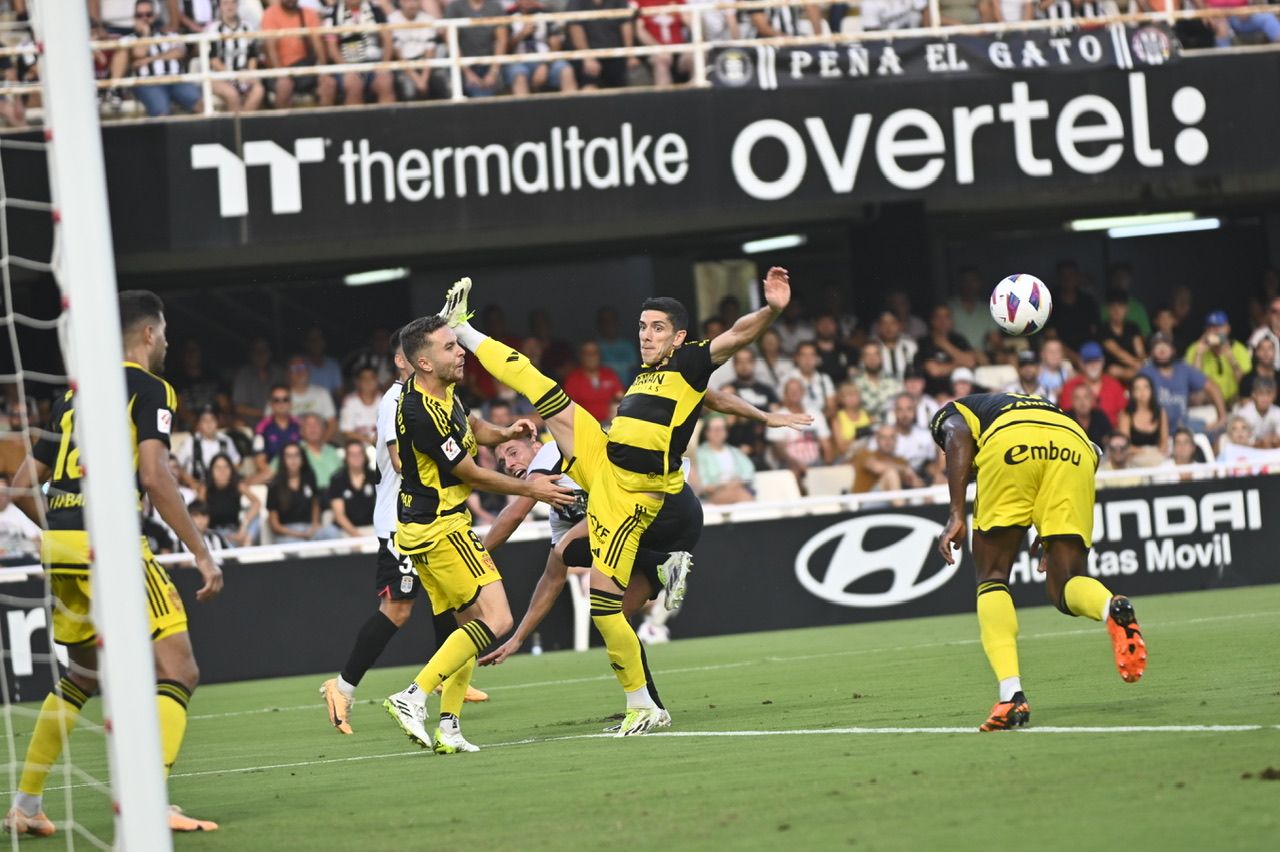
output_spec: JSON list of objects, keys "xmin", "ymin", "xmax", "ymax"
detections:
[
  {"xmin": 1059, "ymin": 341, "xmax": 1127, "ymax": 427},
  {"xmin": 949, "ymin": 366, "xmax": 978, "ymax": 401},
  {"xmin": 1099, "ymin": 262, "xmax": 1152, "ymax": 338},
  {"xmin": 1005, "ymin": 349, "xmax": 1050, "ymax": 397},
  {"xmin": 914, "ymin": 305, "xmax": 980, "ymax": 399},
  {"xmin": 1239, "ymin": 336, "xmax": 1277, "ymax": 400},
  {"xmin": 874, "ymin": 311, "xmax": 919, "ymax": 383},
  {"xmin": 1232, "ymin": 376, "xmax": 1280, "ymax": 449},
  {"xmin": 282, "ymin": 356, "xmax": 337, "ymax": 441},
  {"xmin": 1100, "ymin": 287, "xmax": 1147, "ymax": 383},
  {"xmin": 1248, "ymin": 296, "xmax": 1280, "ymax": 369},
  {"xmin": 1186, "ymin": 310, "xmax": 1251, "ymax": 407},
  {"xmin": 1068, "ymin": 384, "xmax": 1113, "ymax": 447},
  {"xmin": 852, "ymin": 341, "xmax": 903, "ymax": 421},
  {"xmin": 1036, "ymin": 339, "xmax": 1073, "ymax": 404},
  {"xmin": 175, "ymin": 405, "xmax": 241, "ymax": 489},
  {"xmin": 1140, "ymin": 331, "xmax": 1225, "ymax": 433}
]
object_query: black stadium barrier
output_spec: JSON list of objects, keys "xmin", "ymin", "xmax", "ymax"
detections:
[{"xmin": 2, "ymin": 473, "xmax": 1277, "ymax": 700}]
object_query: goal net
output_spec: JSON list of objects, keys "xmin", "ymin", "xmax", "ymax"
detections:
[{"xmin": 0, "ymin": 2, "xmax": 170, "ymax": 849}]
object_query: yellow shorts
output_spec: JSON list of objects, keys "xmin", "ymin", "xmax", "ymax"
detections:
[
  {"xmin": 403, "ymin": 512, "xmax": 502, "ymax": 615},
  {"xmin": 43, "ymin": 531, "xmax": 188, "ymax": 646},
  {"xmin": 565, "ymin": 404, "xmax": 663, "ymax": 590},
  {"xmin": 974, "ymin": 423, "xmax": 1097, "ymax": 547}
]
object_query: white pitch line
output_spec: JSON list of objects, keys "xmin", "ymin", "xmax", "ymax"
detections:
[
  {"xmin": 187, "ymin": 608, "xmax": 1278, "ymax": 722},
  {"xmin": 12, "ymin": 724, "xmax": 1275, "ymax": 796}
]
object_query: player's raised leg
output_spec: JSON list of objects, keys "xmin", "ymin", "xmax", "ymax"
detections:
[{"xmin": 1042, "ymin": 538, "xmax": 1147, "ymax": 683}]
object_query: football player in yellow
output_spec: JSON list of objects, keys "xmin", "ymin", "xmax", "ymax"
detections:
[
  {"xmin": 438, "ymin": 269, "xmax": 790, "ymax": 735},
  {"xmin": 933, "ymin": 391, "xmax": 1148, "ymax": 731},
  {"xmin": 382, "ymin": 315, "xmax": 573, "ymax": 753}
]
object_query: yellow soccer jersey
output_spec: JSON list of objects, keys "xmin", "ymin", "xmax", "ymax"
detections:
[
  {"xmin": 930, "ymin": 391, "xmax": 1093, "ymax": 457},
  {"xmin": 395, "ymin": 376, "xmax": 478, "ymax": 554},
  {"xmin": 607, "ymin": 339, "xmax": 714, "ymax": 494}
]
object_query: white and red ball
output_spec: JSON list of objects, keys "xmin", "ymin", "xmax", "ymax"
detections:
[{"xmin": 990, "ymin": 274, "xmax": 1053, "ymax": 337}]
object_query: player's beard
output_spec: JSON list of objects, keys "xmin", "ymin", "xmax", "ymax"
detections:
[{"xmin": 150, "ymin": 342, "xmax": 167, "ymax": 375}]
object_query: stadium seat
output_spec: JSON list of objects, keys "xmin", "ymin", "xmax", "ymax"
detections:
[
  {"xmin": 804, "ymin": 464, "xmax": 854, "ymax": 497},
  {"xmin": 1187, "ymin": 405, "xmax": 1218, "ymax": 429},
  {"xmin": 974, "ymin": 365, "xmax": 1017, "ymax": 390},
  {"xmin": 753, "ymin": 469, "xmax": 803, "ymax": 503},
  {"xmin": 1193, "ymin": 432, "xmax": 1216, "ymax": 465}
]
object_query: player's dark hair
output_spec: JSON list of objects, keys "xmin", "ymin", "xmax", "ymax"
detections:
[
  {"xmin": 640, "ymin": 297, "xmax": 689, "ymax": 332},
  {"xmin": 118, "ymin": 290, "xmax": 165, "ymax": 337},
  {"xmin": 400, "ymin": 315, "xmax": 450, "ymax": 363}
]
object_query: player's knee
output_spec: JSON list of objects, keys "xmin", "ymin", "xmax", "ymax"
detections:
[
  {"xmin": 381, "ymin": 599, "xmax": 413, "ymax": 627},
  {"xmin": 487, "ymin": 612, "xmax": 513, "ymax": 639}
]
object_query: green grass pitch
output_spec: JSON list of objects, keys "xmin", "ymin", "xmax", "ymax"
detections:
[{"xmin": 9, "ymin": 586, "xmax": 1278, "ymax": 850}]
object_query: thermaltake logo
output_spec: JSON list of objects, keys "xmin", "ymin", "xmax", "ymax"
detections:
[
  {"xmin": 794, "ymin": 515, "xmax": 960, "ymax": 608},
  {"xmin": 190, "ymin": 138, "xmax": 327, "ymax": 217}
]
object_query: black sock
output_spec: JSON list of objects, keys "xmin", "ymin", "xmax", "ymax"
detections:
[
  {"xmin": 432, "ymin": 610, "xmax": 456, "ymax": 651},
  {"xmin": 340, "ymin": 611, "xmax": 400, "ymax": 687},
  {"xmin": 639, "ymin": 644, "xmax": 664, "ymax": 711}
]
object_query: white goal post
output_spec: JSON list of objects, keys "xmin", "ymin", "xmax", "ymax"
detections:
[{"xmin": 39, "ymin": 3, "xmax": 172, "ymax": 850}]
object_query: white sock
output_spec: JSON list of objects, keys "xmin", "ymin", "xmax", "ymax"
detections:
[
  {"xmin": 453, "ymin": 321, "xmax": 487, "ymax": 351},
  {"xmin": 335, "ymin": 676, "xmax": 356, "ymax": 698},
  {"xmin": 999, "ymin": 676, "xmax": 1023, "ymax": 702},
  {"xmin": 439, "ymin": 713, "xmax": 460, "ymax": 733},
  {"xmin": 1100, "ymin": 596, "xmax": 1113, "ymax": 623},
  {"xmin": 625, "ymin": 685, "xmax": 656, "ymax": 710},
  {"xmin": 402, "ymin": 682, "xmax": 426, "ymax": 707},
  {"xmin": 13, "ymin": 792, "xmax": 41, "ymax": 817}
]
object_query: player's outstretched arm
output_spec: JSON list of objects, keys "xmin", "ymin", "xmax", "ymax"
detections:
[
  {"xmin": 483, "ymin": 489, "xmax": 539, "ymax": 552},
  {"xmin": 936, "ymin": 415, "xmax": 976, "ymax": 565},
  {"xmin": 709, "ymin": 266, "xmax": 791, "ymax": 365},
  {"xmin": 479, "ymin": 544, "xmax": 573, "ymax": 666},
  {"xmin": 469, "ymin": 414, "xmax": 538, "ymax": 448},
  {"xmin": 451, "ymin": 454, "xmax": 576, "ymax": 507},
  {"xmin": 139, "ymin": 439, "xmax": 224, "ymax": 601},
  {"xmin": 704, "ymin": 387, "xmax": 814, "ymax": 430}
]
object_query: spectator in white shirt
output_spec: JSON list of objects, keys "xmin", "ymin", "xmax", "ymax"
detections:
[
  {"xmin": 874, "ymin": 311, "xmax": 919, "ymax": 382},
  {"xmin": 0, "ymin": 473, "xmax": 40, "ymax": 559},
  {"xmin": 861, "ymin": 0, "xmax": 931, "ymax": 30},
  {"xmin": 389, "ymin": 0, "xmax": 448, "ymax": 101},
  {"xmin": 282, "ymin": 356, "xmax": 337, "ymax": 441},
  {"xmin": 890, "ymin": 392, "xmax": 941, "ymax": 482},
  {"xmin": 1233, "ymin": 377, "xmax": 1280, "ymax": 449},
  {"xmin": 175, "ymin": 405, "xmax": 242, "ymax": 488},
  {"xmin": 1249, "ymin": 296, "xmax": 1280, "ymax": 369},
  {"xmin": 754, "ymin": 328, "xmax": 795, "ymax": 396},
  {"xmin": 339, "ymin": 366, "xmax": 382, "ymax": 444},
  {"xmin": 768, "ymin": 378, "xmax": 833, "ymax": 488},
  {"xmin": 783, "ymin": 341, "xmax": 837, "ymax": 419}
]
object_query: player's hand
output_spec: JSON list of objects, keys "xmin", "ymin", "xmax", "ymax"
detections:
[
  {"xmin": 194, "ymin": 553, "xmax": 224, "ymax": 602},
  {"xmin": 505, "ymin": 418, "xmax": 538, "ymax": 441},
  {"xmin": 479, "ymin": 636, "xmax": 522, "ymax": 666},
  {"xmin": 529, "ymin": 478, "xmax": 576, "ymax": 507},
  {"xmin": 1030, "ymin": 535, "xmax": 1049, "ymax": 574},
  {"xmin": 937, "ymin": 513, "xmax": 966, "ymax": 565},
  {"xmin": 765, "ymin": 409, "xmax": 813, "ymax": 430},
  {"xmin": 762, "ymin": 266, "xmax": 791, "ymax": 314}
]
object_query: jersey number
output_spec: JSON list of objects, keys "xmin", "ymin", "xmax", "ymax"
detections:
[{"xmin": 53, "ymin": 407, "xmax": 83, "ymax": 480}]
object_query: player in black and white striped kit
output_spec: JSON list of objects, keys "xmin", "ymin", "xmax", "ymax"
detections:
[
  {"xmin": 206, "ymin": 0, "xmax": 264, "ymax": 112},
  {"xmin": 320, "ymin": 327, "xmax": 485, "ymax": 735}
]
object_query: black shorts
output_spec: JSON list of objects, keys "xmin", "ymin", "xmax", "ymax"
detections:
[
  {"xmin": 636, "ymin": 484, "xmax": 704, "ymax": 597},
  {"xmin": 376, "ymin": 537, "xmax": 421, "ymax": 601}
]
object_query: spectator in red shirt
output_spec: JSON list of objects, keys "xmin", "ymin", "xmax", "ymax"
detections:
[
  {"xmin": 633, "ymin": 0, "xmax": 691, "ymax": 87},
  {"xmin": 1060, "ymin": 341, "xmax": 1128, "ymax": 427},
  {"xmin": 562, "ymin": 341, "xmax": 624, "ymax": 423}
]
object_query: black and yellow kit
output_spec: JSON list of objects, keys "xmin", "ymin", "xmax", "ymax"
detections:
[
  {"xmin": 395, "ymin": 376, "xmax": 499, "ymax": 614},
  {"xmin": 33, "ymin": 362, "xmax": 188, "ymax": 644},
  {"xmin": 930, "ymin": 392, "xmax": 1100, "ymax": 546}
]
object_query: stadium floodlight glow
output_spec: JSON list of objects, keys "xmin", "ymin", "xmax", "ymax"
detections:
[
  {"xmin": 1107, "ymin": 218, "xmax": 1222, "ymax": 240},
  {"xmin": 741, "ymin": 234, "xmax": 808, "ymax": 254},
  {"xmin": 344, "ymin": 267, "xmax": 410, "ymax": 287},
  {"xmin": 1066, "ymin": 212, "xmax": 1195, "ymax": 232}
]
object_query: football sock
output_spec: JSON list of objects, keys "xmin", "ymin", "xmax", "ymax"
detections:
[
  {"xmin": 470, "ymin": 337, "xmax": 570, "ymax": 420},
  {"xmin": 339, "ymin": 611, "xmax": 399, "ymax": 689},
  {"xmin": 412, "ymin": 621, "xmax": 494, "ymax": 693},
  {"xmin": 335, "ymin": 676, "xmax": 356, "ymax": 699},
  {"xmin": 625, "ymin": 685, "xmax": 656, "ymax": 709},
  {"xmin": 432, "ymin": 610, "xmax": 456, "ymax": 648},
  {"xmin": 155, "ymin": 680, "xmax": 192, "ymax": 776},
  {"xmin": 638, "ymin": 644, "xmax": 665, "ymax": 711},
  {"xmin": 1062, "ymin": 576, "xmax": 1113, "ymax": 622},
  {"xmin": 17, "ymin": 677, "xmax": 89, "ymax": 800},
  {"xmin": 976, "ymin": 581, "xmax": 1020, "ymax": 685},
  {"xmin": 439, "ymin": 658, "xmax": 476, "ymax": 719},
  {"xmin": 999, "ymin": 676, "xmax": 1024, "ymax": 703},
  {"xmin": 590, "ymin": 590, "xmax": 649, "ymax": 694}
]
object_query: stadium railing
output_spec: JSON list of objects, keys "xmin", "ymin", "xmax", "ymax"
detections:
[{"xmin": 1, "ymin": 3, "xmax": 1278, "ymax": 116}]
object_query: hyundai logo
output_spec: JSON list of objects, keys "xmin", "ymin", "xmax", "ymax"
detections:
[{"xmin": 794, "ymin": 515, "xmax": 961, "ymax": 608}]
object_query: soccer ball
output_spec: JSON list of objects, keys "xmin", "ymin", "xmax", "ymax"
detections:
[{"xmin": 990, "ymin": 274, "xmax": 1053, "ymax": 336}]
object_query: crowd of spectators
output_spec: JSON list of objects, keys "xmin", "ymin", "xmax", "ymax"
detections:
[{"xmin": 3, "ymin": 0, "xmax": 1278, "ymax": 126}]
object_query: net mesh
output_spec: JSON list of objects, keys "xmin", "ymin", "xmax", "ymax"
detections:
[{"xmin": 0, "ymin": 35, "xmax": 115, "ymax": 852}]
